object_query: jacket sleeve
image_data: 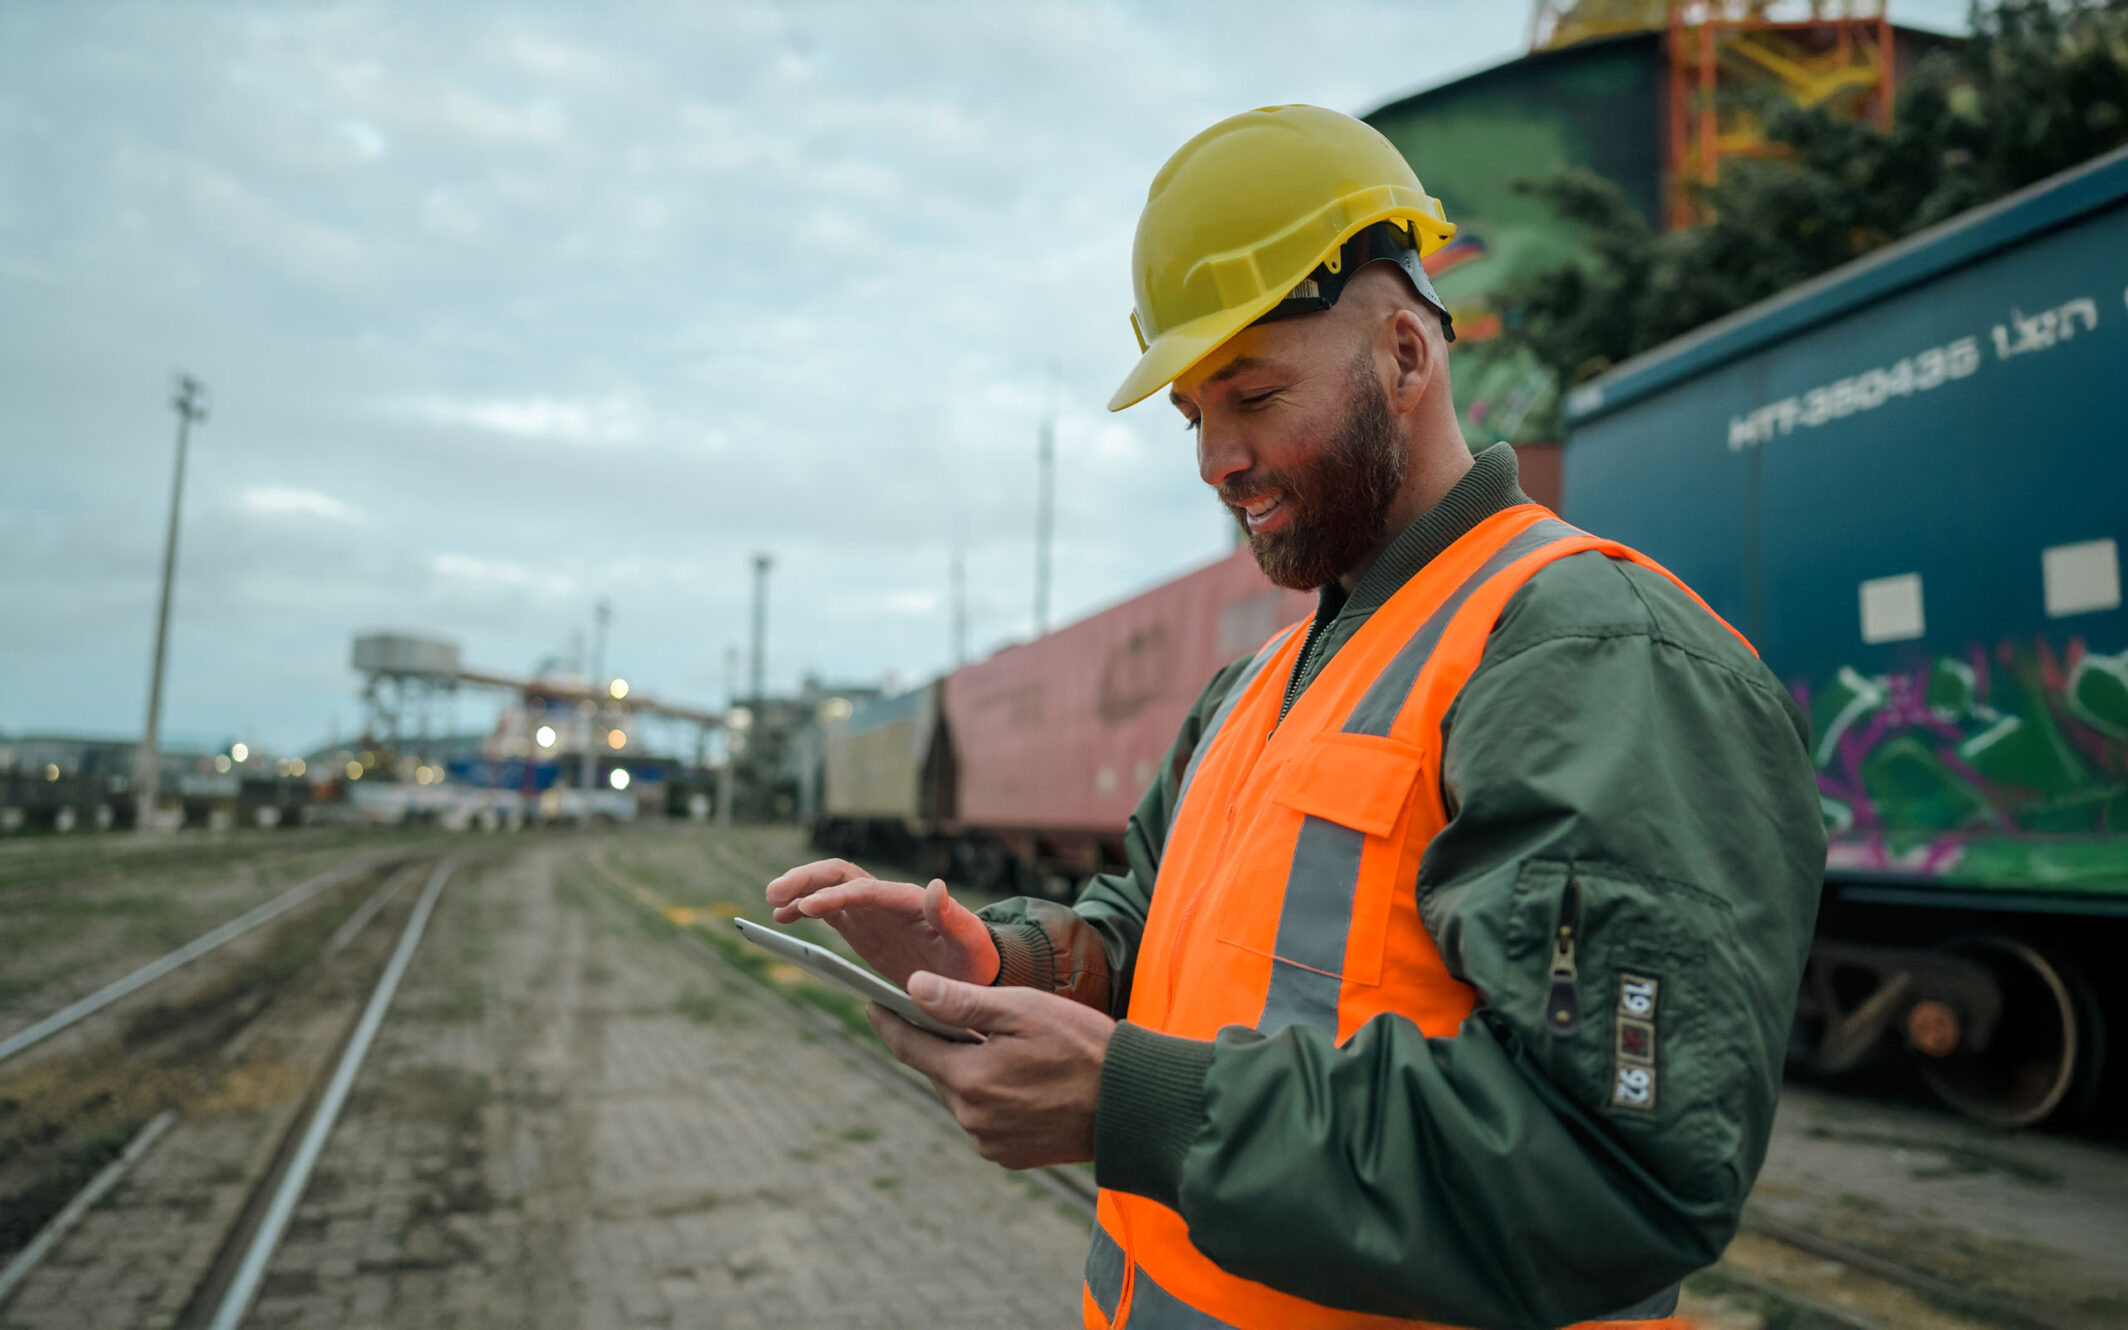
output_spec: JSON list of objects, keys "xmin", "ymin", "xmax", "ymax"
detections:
[
  {"xmin": 1092, "ymin": 558, "xmax": 1827, "ymax": 1330},
  {"xmin": 975, "ymin": 654, "xmax": 1254, "ymax": 1018}
]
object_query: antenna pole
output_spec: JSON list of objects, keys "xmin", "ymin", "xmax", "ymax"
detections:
[{"xmin": 137, "ymin": 373, "xmax": 209, "ymax": 833}]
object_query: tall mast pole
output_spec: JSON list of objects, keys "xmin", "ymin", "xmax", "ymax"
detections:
[{"xmin": 137, "ymin": 373, "xmax": 209, "ymax": 833}]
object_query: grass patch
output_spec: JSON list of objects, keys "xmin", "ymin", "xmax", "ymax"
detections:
[
  {"xmin": 839, "ymin": 1124, "xmax": 880, "ymax": 1143},
  {"xmin": 870, "ymin": 1175, "xmax": 899, "ymax": 1191},
  {"xmin": 1684, "ymin": 1268, "xmax": 1851, "ymax": 1330},
  {"xmin": 0, "ymin": 1118, "xmax": 141, "ymax": 1256},
  {"xmin": 790, "ymin": 981, "xmax": 875, "ymax": 1041},
  {"xmin": 452, "ymin": 977, "xmax": 486, "ymax": 1021},
  {"xmin": 673, "ymin": 989, "xmax": 726, "ymax": 1024}
]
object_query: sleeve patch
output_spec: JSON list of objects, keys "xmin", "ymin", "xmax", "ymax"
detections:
[{"xmin": 1610, "ymin": 973, "xmax": 1660, "ymax": 1111}]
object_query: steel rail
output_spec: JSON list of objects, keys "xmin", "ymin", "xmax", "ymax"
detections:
[
  {"xmin": 0, "ymin": 851, "xmax": 411, "ymax": 1068},
  {"xmin": 205, "ymin": 858, "xmax": 454, "ymax": 1330},
  {"xmin": 0, "ymin": 1110, "xmax": 178, "ymax": 1310}
]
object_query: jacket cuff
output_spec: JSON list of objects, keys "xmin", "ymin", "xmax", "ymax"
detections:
[
  {"xmin": 1094, "ymin": 1022, "xmax": 1214, "ymax": 1210},
  {"xmin": 985, "ymin": 921, "xmax": 1053, "ymax": 989}
]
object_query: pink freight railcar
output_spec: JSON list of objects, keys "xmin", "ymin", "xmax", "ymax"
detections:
[{"xmin": 814, "ymin": 546, "xmax": 1312, "ymax": 895}]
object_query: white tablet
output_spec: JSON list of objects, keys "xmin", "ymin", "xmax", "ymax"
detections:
[{"xmin": 731, "ymin": 917, "xmax": 982, "ymax": 1043}]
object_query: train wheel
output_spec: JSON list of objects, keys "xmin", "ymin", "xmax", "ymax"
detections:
[{"xmin": 1916, "ymin": 935, "xmax": 2104, "ymax": 1128}]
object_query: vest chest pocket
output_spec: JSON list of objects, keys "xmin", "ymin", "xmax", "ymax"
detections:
[{"xmin": 1213, "ymin": 732, "xmax": 1427, "ymax": 1001}]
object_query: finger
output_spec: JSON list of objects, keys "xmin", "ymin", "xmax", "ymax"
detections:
[
  {"xmin": 794, "ymin": 878, "xmax": 923, "ymax": 919},
  {"xmin": 907, "ymin": 971, "xmax": 1027, "ymax": 1036},
  {"xmin": 920, "ymin": 879, "xmax": 951, "ymax": 933},
  {"xmin": 764, "ymin": 859, "xmax": 867, "ymax": 907}
]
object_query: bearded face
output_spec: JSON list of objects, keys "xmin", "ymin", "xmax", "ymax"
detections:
[{"xmin": 1218, "ymin": 354, "xmax": 1408, "ymax": 591}]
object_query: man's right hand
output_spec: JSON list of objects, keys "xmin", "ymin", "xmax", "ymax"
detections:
[{"xmin": 764, "ymin": 859, "xmax": 1002, "ymax": 988}]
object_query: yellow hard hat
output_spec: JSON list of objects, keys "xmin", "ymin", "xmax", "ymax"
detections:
[{"xmin": 1108, "ymin": 104, "xmax": 1457, "ymax": 412}]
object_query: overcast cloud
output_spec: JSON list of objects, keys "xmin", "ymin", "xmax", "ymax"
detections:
[{"xmin": 0, "ymin": 1, "xmax": 1971, "ymax": 753}]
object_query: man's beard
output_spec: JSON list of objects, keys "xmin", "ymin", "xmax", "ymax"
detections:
[{"xmin": 1220, "ymin": 358, "xmax": 1407, "ymax": 591}]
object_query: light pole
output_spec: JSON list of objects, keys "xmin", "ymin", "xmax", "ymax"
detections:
[{"xmin": 137, "ymin": 374, "xmax": 209, "ymax": 833}]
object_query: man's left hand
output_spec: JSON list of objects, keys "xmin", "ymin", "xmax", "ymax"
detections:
[{"xmin": 868, "ymin": 973, "xmax": 1115, "ymax": 1170}]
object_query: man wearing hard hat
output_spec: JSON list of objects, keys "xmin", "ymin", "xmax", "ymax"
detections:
[{"xmin": 770, "ymin": 106, "xmax": 1824, "ymax": 1329}]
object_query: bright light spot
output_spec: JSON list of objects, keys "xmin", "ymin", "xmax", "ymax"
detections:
[
  {"xmin": 231, "ymin": 742, "xmax": 250, "ymax": 763},
  {"xmin": 345, "ymin": 761, "xmax": 363, "ymax": 781},
  {"xmin": 290, "ymin": 758, "xmax": 306, "ymax": 777},
  {"xmin": 214, "ymin": 755, "xmax": 233, "ymax": 773},
  {"xmin": 609, "ymin": 678, "xmax": 630, "ymax": 700},
  {"xmin": 820, "ymin": 697, "xmax": 853, "ymax": 723},
  {"xmin": 43, "ymin": 763, "xmax": 59, "ymax": 781},
  {"xmin": 535, "ymin": 725, "xmax": 557, "ymax": 749},
  {"xmin": 414, "ymin": 767, "xmax": 432, "ymax": 785},
  {"xmin": 609, "ymin": 768, "xmax": 631, "ymax": 790},
  {"xmin": 727, "ymin": 706, "xmax": 753, "ymax": 730},
  {"xmin": 607, "ymin": 729, "xmax": 627, "ymax": 750}
]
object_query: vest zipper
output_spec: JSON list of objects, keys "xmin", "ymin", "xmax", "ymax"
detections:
[
  {"xmin": 1544, "ymin": 876, "xmax": 1582, "ymax": 1038},
  {"xmin": 1275, "ymin": 606, "xmax": 1335, "ymax": 728}
]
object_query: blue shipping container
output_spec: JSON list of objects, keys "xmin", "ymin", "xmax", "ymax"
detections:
[{"xmin": 1563, "ymin": 147, "xmax": 2128, "ymax": 903}]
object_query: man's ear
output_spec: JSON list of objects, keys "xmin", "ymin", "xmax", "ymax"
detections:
[{"xmin": 1386, "ymin": 307, "xmax": 1434, "ymax": 414}]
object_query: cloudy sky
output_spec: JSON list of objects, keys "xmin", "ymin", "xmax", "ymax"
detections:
[{"xmin": 0, "ymin": 1, "xmax": 1970, "ymax": 755}]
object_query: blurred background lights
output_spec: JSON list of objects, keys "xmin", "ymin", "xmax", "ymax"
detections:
[
  {"xmin": 535, "ymin": 725, "xmax": 557, "ymax": 749},
  {"xmin": 230, "ymin": 742, "xmax": 249, "ymax": 763},
  {"xmin": 607, "ymin": 729, "xmax": 627, "ymax": 749},
  {"xmin": 608, "ymin": 769, "xmax": 630, "ymax": 791},
  {"xmin": 609, "ymin": 678, "xmax": 629, "ymax": 700}
]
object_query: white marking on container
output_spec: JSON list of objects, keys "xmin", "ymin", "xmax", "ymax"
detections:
[
  {"xmin": 2042, "ymin": 538, "xmax": 2121, "ymax": 618},
  {"xmin": 1859, "ymin": 573, "xmax": 1926, "ymax": 644}
]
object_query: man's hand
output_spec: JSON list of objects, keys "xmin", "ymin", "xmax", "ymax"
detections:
[
  {"xmin": 765, "ymin": 859, "xmax": 1001, "ymax": 988},
  {"xmin": 868, "ymin": 972, "xmax": 1114, "ymax": 1169}
]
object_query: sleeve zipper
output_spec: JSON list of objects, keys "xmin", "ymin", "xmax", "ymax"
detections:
[{"xmin": 1545, "ymin": 875, "xmax": 1583, "ymax": 1038}]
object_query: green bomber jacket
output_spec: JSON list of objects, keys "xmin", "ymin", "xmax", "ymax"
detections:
[{"xmin": 976, "ymin": 441, "xmax": 1827, "ymax": 1330}]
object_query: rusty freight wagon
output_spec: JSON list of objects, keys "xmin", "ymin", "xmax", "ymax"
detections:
[{"xmin": 815, "ymin": 548, "xmax": 1312, "ymax": 897}]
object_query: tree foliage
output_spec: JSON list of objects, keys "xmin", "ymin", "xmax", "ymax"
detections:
[{"xmin": 1494, "ymin": 0, "xmax": 2128, "ymax": 431}]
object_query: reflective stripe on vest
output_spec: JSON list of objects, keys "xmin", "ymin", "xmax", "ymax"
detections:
[
  {"xmin": 1083, "ymin": 504, "xmax": 1740, "ymax": 1330},
  {"xmin": 1257, "ymin": 517, "xmax": 1585, "ymax": 1036}
]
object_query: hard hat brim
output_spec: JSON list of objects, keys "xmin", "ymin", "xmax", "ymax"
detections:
[{"xmin": 1106, "ymin": 293, "xmax": 1291, "ymax": 413}]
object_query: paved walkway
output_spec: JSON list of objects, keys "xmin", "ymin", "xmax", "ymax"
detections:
[{"xmin": 243, "ymin": 844, "xmax": 1091, "ymax": 1329}]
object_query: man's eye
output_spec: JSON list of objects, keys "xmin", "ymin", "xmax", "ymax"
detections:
[{"xmin": 1239, "ymin": 391, "xmax": 1278, "ymax": 408}]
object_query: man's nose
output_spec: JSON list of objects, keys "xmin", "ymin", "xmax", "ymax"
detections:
[{"xmin": 1197, "ymin": 422, "xmax": 1253, "ymax": 490}]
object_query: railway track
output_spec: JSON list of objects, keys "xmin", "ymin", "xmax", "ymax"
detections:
[{"xmin": 0, "ymin": 847, "xmax": 473, "ymax": 1328}]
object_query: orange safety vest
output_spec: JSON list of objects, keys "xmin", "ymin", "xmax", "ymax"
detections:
[{"xmin": 1082, "ymin": 504, "xmax": 1755, "ymax": 1330}]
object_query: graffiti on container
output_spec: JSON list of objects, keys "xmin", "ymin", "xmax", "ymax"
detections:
[
  {"xmin": 1727, "ymin": 336, "xmax": 1981, "ymax": 451},
  {"xmin": 1796, "ymin": 636, "xmax": 2128, "ymax": 884},
  {"xmin": 1990, "ymin": 297, "xmax": 2101, "ymax": 359},
  {"xmin": 1099, "ymin": 624, "xmax": 1173, "ymax": 723},
  {"xmin": 967, "ymin": 681, "xmax": 1045, "ymax": 728}
]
